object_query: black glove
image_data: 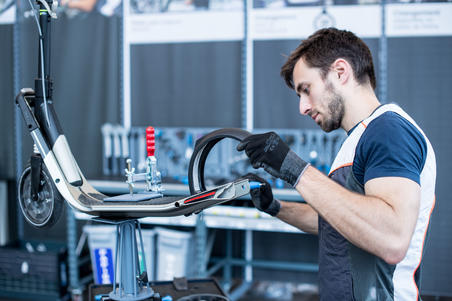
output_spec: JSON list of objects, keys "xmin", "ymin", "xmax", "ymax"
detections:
[
  {"xmin": 242, "ymin": 173, "xmax": 280, "ymax": 216},
  {"xmin": 237, "ymin": 132, "xmax": 309, "ymax": 186}
]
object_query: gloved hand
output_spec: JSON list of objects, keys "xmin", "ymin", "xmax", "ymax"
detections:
[
  {"xmin": 237, "ymin": 132, "xmax": 309, "ymax": 187},
  {"xmin": 242, "ymin": 173, "xmax": 280, "ymax": 216}
]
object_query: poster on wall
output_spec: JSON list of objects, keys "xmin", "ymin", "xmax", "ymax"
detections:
[
  {"xmin": 387, "ymin": 3, "xmax": 452, "ymax": 37},
  {"xmin": 251, "ymin": 4, "xmax": 381, "ymax": 39},
  {"xmin": 125, "ymin": 0, "xmax": 244, "ymax": 43},
  {"xmin": 0, "ymin": 0, "xmax": 15, "ymax": 24},
  {"xmin": 251, "ymin": 0, "xmax": 452, "ymax": 39}
]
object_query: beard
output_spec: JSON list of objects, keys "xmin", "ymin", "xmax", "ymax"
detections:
[{"xmin": 320, "ymin": 81, "xmax": 345, "ymax": 132}]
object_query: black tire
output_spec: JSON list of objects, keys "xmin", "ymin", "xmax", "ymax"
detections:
[
  {"xmin": 18, "ymin": 164, "xmax": 64, "ymax": 228},
  {"xmin": 188, "ymin": 128, "xmax": 251, "ymax": 195}
]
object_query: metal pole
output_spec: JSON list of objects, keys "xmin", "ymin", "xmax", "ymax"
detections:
[
  {"xmin": 223, "ymin": 229, "xmax": 232, "ymax": 292},
  {"xmin": 195, "ymin": 213, "xmax": 207, "ymax": 277},
  {"xmin": 242, "ymin": 0, "xmax": 254, "ymax": 131},
  {"xmin": 244, "ymin": 229, "xmax": 252, "ymax": 282},
  {"xmin": 378, "ymin": 0, "xmax": 388, "ymax": 104},
  {"xmin": 13, "ymin": 0, "xmax": 24, "ymax": 241},
  {"xmin": 122, "ymin": 0, "xmax": 131, "ymax": 129},
  {"xmin": 229, "ymin": 229, "xmax": 253, "ymax": 301}
]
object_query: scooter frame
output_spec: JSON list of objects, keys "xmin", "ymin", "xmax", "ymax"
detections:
[{"xmin": 15, "ymin": 0, "xmax": 253, "ymax": 221}]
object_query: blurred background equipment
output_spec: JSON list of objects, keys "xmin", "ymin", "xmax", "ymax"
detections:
[
  {"xmin": 0, "ymin": 240, "xmax": 68, "ymax": 301},
  {"xmin": 100, "ymin": 125, "xmax": 346, "ymax": 188},
  {"xmin": 0, "ymin": 181, "xmax": 8, "ymax": 246}
]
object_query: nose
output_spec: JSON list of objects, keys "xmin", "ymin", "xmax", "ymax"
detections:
[{"xmin": 299, "ymin": 95, "xmax": 312, "ymax": 116}]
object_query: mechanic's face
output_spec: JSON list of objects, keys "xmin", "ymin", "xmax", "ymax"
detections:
[{"xmin": 292, "ymin": 58, "xmax": 345, "ymax": 132}]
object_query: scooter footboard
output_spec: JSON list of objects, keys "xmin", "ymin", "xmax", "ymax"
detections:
[
  {"xmin": 84, "ymin": 179, "xmax": 251, "ymax": 218},
  {"xmin": 40, "ymin": 144, "xmax": 251, "ymax": 218}
]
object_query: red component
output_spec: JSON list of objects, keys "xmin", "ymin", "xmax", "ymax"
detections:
[
  {"xmin": 184, "ymin": 190, "xmax": 216, "ymax": 204},
  {"xmin": 146, "ymin": 126, "xmax": 155, "ymax": 157}
]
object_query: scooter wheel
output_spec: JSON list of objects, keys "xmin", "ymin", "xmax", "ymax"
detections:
[{"xmin": 18, "ymin": 164, "xmax": 64, "ymax": 228}]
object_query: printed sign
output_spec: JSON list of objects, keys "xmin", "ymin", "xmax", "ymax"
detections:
[
  {"xmin": 387, "ymin": 3, "xmax": 452, "ymax": 37},
  {"xmin": 250, "ymin": 3, "xmax": 452, "ymax": 40},
  {"xmin": 126, "ymin": 11, "xmax": 243, "ymax": 43},
  {"xmin": 0, "ymin": 0, "xmax": 15, "ymax": 24},
  {"xmin": 251, "ymin": 5, "xmax": 381, "ymax": 40},
  {"xmin": 125, "ymin": 0, "xmax": 244, "ymax": 43}
]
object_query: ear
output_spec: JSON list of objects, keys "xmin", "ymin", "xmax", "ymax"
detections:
[{"xmin": 330, "ymin": 58, "xmax": 351, "ymax": 85}]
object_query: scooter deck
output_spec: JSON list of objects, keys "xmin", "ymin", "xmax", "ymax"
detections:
[{"xmin": 66, "ymin": 179, "xmax": 251, "ymax": 219}]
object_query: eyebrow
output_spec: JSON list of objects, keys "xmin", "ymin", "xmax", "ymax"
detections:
[{"xmin": 295, "ymin": 82, "xmax": 306, "ymax": 95}]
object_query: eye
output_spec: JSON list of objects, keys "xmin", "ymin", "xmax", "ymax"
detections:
[{"xmin": 296, "ymin": 83, "xmax": 310, "ymax": 97}]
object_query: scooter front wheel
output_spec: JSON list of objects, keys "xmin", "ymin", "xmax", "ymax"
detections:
[{"xmin": 18, "ymin": 164, "xmax": 64, "ymax": 228}]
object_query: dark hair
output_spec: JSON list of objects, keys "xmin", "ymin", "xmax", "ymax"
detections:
[{"xmin": 280, "ymin": 28, "xmax": 376, "ymax": 90}]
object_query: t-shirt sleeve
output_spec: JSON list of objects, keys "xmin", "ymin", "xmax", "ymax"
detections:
[{"xmin": 353, "ymin": 112, "xmax": 427, "ymax": 185}]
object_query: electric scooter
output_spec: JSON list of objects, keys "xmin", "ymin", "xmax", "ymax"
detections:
[
  {"xmin": 15, "ymin": 0, "xmax": 254, "ymax": 227},
  {"xmin": 15, "ymin": 2, "xmax": 257, "ymax": 299}
]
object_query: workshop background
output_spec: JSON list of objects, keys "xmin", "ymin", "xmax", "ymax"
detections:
[{"xmin": 1, "ymin": 0, "xmax": 452, "ymax": 300}]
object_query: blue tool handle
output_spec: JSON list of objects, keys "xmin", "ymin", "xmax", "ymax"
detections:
[{"xmin": 249, "ymin": 181, "xmax": 263, "ymax": 190}]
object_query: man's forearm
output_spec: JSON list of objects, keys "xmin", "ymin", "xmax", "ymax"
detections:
[
  {"xmin": 277, "ymin": 201, "xmax": 318, "ymax": 235},
  {"xmin": 294, "ymin": 165, "xmax": 419, "ymax": 264}
]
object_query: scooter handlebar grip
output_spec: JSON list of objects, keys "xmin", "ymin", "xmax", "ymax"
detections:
[{"xmin": 146, "ymin": 126, "xmax": 155, "ymax": 157}]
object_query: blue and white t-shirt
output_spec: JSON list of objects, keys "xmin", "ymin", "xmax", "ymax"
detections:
[
  {"xmin": 319, "ymin": 104, "xmax": 436, "ymax": 301},
  {"xmin": 353, "ymin": 110, "xmax": 427, "ymax": 186}
]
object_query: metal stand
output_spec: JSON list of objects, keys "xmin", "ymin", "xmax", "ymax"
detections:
[{"xmin": 95, "ymin": 218, "xmax": 155, "ymax": 301}]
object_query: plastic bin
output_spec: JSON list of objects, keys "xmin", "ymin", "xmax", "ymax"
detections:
[
  {"xmin": 84, "ymin": 225, "xmax": 155, "ymax": 284},
  {"xmin": 155, "ymin": 227, "xmax": 195, "ymax": 280}
]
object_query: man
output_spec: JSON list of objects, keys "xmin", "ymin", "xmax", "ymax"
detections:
[{"xmin": 238, "ymin": 28, "xmax": 436, "ymax": 300}]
